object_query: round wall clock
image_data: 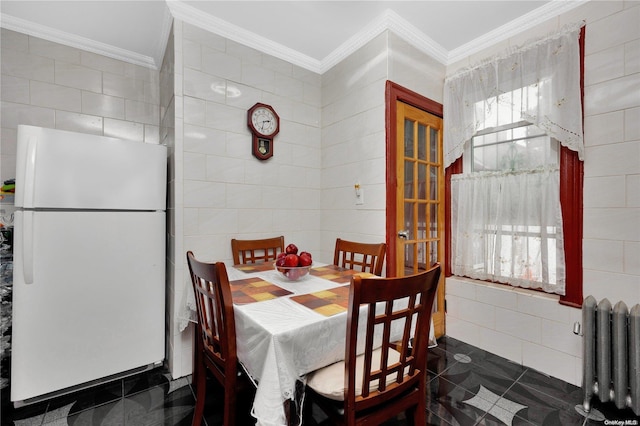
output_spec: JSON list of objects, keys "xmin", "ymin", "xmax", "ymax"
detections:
[{"xmin": 247, "ymin": 103, "xmax": 279, "ymax": 160}]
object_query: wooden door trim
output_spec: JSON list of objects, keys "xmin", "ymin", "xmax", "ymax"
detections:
[{"xmin": 385, "ymin": 81, "xmax": 443, "ymax": 277}]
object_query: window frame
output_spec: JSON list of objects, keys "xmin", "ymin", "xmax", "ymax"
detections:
[{"xmin": 445, "ymin": 26, "xmax": 585, "ymax": 307}]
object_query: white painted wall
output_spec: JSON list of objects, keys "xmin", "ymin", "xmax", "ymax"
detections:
[{"xmin": 444, "ymin": 1, "xmax": 640, "ymax": 386}]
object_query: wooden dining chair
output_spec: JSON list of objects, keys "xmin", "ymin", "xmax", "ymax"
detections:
[
  {"xmin": 186, "ymin": 251, "xmax": 251, "ymax": 426},
  {"xmin": 304, "ymin": 264, "xmax": 441, "ymax": 426},
  {"xmin": 231, "ymin": 235, "xmax": 285, "ymax": 265},
  {"xmin": 333, "ymin": 238, "xmax": 386, "ymax": 276}
]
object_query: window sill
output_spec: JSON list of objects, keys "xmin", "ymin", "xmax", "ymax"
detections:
[{"xmin": 447, "ymin": 275, "xmax": 561, "ymax": 303}]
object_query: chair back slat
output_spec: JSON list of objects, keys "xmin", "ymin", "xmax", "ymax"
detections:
[
  {"xmin": 333, "ymin": 238, "xmax": 386, "ymax": 276},
  {"xmin": 231, "ymin": 236, "xmax": 285, "ymax": 265}
]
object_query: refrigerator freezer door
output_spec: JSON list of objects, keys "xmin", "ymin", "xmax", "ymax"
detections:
[
  {"xmin": 11, "ymin": 210, "xmax": 165, "ymax": 402},
  {"xmin": 15, "ymin": 125, "xmax": 166, "ymax": 211}
]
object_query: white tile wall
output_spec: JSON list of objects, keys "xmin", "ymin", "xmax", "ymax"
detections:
[
  {"xmin": 446, "ymin": 277, "xmax": 581, "ymax": 385},
  {"xmin": 82, "ymin": 92, "xmax": 125, "ymax": 119},
  {"xmin": 30, "ymin": 80, "xmax": 82, "ymax": 112},
  {"xmin": 2, "ymin": 75, "xmax": 29, "ymax": 104},
  {"xmin": 55, "ymin": 62, "xmax": 103, "ymax": 92},
  {"xmin": 55, "ymin": 111, "xmax": 103, "ymax": 135}
]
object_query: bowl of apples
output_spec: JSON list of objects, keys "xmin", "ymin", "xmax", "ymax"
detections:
[{"xmin": 274, "ymin": 244, "xmax": 313, "ymax": 281}]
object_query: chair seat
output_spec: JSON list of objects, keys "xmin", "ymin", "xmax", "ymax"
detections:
[{"xmin": 306, "ymin": 347, "xmax": 403, "ymax": 401}]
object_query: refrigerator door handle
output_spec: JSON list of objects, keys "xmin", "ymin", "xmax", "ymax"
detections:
[
  {"xmin": 22, "ymin": 210, "xmax": 34, "ymax": 284},
  {"xmin": 24, "ymin": 136, "xmax": 38, "ymax": 208}
]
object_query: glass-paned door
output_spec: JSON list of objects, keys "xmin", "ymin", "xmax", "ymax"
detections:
[{"xmin": 395, "ymin": 101, "xmax": 445, "ymax": 337}]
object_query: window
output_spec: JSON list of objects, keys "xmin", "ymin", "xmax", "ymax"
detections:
[
  {"xmin": 470, "ymin": 122, "xmax": 558, "ymax": 172},
  {"xmin": 444, "ymin": 24, "xmax": 585, "ymax": 304}
]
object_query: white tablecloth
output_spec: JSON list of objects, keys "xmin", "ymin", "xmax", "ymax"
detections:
[{"xmin": 227, "ymin": 264, "xmax": 355, "ymax": 426}]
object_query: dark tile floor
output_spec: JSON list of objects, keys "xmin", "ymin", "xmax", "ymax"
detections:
[{"xmin": 2, "ymin": 336, "xmax": 638, "ymax": 425}]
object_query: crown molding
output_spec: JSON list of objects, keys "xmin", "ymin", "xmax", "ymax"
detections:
[
  {"xmin": 0, "ymin": 14, "xmax": 158, "ymax": 69},
  {"xmin": 166, "ymin": 2, "xmax": 448, "ymax": 75},
  {"xmin": 319, "ymin": 9, "xmax": 448, "ymax": 74},
  {"xmin": 319, "ymin": 9, "xmax": 391, "ymax": 74},
  {"xmin": 1, "ymin": 0, "xmax": 589, "ymax": 74},
  {"xmin": 154, "ymin": 5, "xmax": 175, "ymax": 68},
  {"xmin": 447, "ymin": 0, "xmax": 588, "ymax": 64},
  {"xmin": 166, "ymin": 0, "xmax": 323, "ymax": 73},
  {"xmin": 385, "ymin": 9, "xmax": 449, "ymax": 65}
]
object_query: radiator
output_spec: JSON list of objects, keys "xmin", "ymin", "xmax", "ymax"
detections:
[{"xmin": 581, "ymin": 296, "xmax": 640, "ymax": 416}]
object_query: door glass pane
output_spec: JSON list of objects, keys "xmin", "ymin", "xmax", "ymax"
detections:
[
  {"xmin": 417, "ymin": 241, "xmax": 426, "ymax": 271},
  {"xmin": 430, "ymin": 166, "xmax": 438, "ymax": 201},
  {"xmin": 430, "ymin": 127, "xmax": 438, "ymax": 163},
  {"xmin": 418, "ymin": 163, "xmax": 426, "ymax": 200},
  {"xmin": 430, "ymin": 203, "xmax": 438, "ymax": 239},
  {"xmin": 418, "ymin": 124, "xmax": 427, "ymax": 161},
  {"xmin": 430, "ymin": 241, "xmax": 438, "ymax": 266},
  {"xmin": 404, "ymin": 161, "xmax": 414, "ymax": 199},
  {"xmin": 404, "ymin": 202, "xmax": 414, "ymax": 237},
  {"xmin": 404, "ymin": 119, "xmax": 414, "ymax": 158},
  {"xmin": 404, "ymin": 242, "xmax": 415, "ymax": 271},
  {"xmin": 418, "ymin": 203, "xmax": 427, "ymax": 240}
]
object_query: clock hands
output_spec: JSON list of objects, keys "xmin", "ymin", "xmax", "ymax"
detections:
[{"xmin": 259, "ymin": 119, "xmax": 271, "ymax": 131}]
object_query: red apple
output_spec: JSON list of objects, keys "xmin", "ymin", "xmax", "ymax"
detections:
[
  {"xmin": 277, "ymin": 252, "xmax": 287, "ymax": 260},
  {"xmin": 299, "ymin": 253, "xmax": 312, "ymax": 266},
  {"xmin": 285, "ymin": 243, "xmax": 298, "ymax": 255},
  {"xmin": 284, "ymin": 254, "xmax": 299, "ymax": 267},
  {"xmin": 299, "ymin": 251, "xmax": 312, "ymax": 260},
  {"xmin": 275, "ymin": 256, "xmax": 286, "ymax": 267}
]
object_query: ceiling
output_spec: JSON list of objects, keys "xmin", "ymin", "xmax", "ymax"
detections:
[{"xmin": 0, "ymin": 1, "xmax": 586, "ymax": 73}]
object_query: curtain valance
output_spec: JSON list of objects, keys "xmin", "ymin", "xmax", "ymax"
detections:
[{"xmin": 443, "ymin": 23, "xmax": 585, "ymax": 168}]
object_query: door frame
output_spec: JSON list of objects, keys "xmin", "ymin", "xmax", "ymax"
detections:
[{"xmin": 384, "ymin": 81, "xmax": 443, "ymax": 277}]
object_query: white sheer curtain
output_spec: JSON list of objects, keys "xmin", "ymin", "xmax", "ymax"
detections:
[
  {"xmin": 443, "ymin": 22, "xmax": 584, "ymax": 168},
  {"xmin": 444, "ymin": 23, "xmax": 584, "ymax": 295},
  {"xmin": 451, "ymin": 167, "xmax": 565, "ymax": 294}
]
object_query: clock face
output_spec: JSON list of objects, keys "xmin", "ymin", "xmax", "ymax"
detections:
[{"xmin": 251, "ymin": 107, "xmax": 278, "ymax": 136}]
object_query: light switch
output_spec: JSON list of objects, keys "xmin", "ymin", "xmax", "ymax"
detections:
[{"xmin": 355, "ymin": 182, "xmax": 364, "ymax": 205}]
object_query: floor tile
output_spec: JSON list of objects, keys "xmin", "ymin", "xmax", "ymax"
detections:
[
  {"xmin": 426, "ymin": 376, "xmax": 493, "ymax": 426},
  {"xmin": 516, "ymin": 368, "xmax": 582, "ymax": 402},
  {"xmin": 124, "ymin": 370, "xmax": 172, "ymax": 397},
  {"xmin": 125, "ymin": 384, "xmax": 194, "ymax": 426},
  {"xmin": 47, "ymin": 379, "xmax": 122, "ymax": 420},
  {"xmin": 437, "ymin": 358, "xmax": 516, "ymax": 399},
  {"xmin": 64, "ymin": 399, "xmax": 124, "ymax": 426}
]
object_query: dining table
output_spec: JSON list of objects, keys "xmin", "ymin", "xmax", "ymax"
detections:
[{"xmin": 225, "ymin": 261, "xmax": 395, "ymax": 426}]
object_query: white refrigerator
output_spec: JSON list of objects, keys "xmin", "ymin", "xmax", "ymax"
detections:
[{"xmin": 11, "ymin": 125, "xmax": 167, "ymax": 404}]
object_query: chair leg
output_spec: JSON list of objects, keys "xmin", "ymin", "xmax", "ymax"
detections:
[
  {"xmin": 192, "ymin": 356, "xmax": 207, "ymax": 426},
  {"xmin": 410, "ymin": 399, "xmax": 426, "ymax": 426},
  {"xmin": 223, "ymin": 375, "xmax": 237, "ymax": 426}
]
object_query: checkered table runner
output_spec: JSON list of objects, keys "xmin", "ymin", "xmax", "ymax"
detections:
[
  {"xmin": 290, "ymin": 285, "xmax": 351, "ymax": 317},
  {"xmin": 309, "ymin": 265, "xmax": 376, "ymax": 283},
  {"xmin": 230, "ymin": 277, "xmax": 292, "ymax": 304},
  {"xmin": 234, "ymin": 262, "xmax": 275, "ymax": 273}
]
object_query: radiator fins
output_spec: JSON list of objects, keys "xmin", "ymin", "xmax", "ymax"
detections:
[{"xmin": 582, "ymin": 296, "xmax": 640, "ymax": 416}]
